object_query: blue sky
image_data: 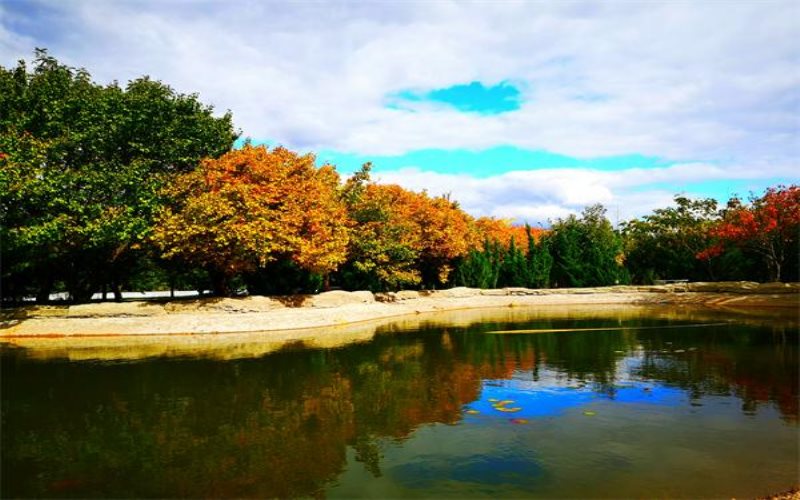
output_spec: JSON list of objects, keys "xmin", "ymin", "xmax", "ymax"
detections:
[
  {"xmin": 388, "ymin": 81, "xmax": 523, "ymax": 114},
  {"xmin": 2, "ymin": 0, "xmax": 797, "ymax": 224}
]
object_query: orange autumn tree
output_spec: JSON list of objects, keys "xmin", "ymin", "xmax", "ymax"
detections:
[
  {"xmin": 344, "ymin": 183, "xmax": 425, "ymax": 290},
  {"xmin": 698, "ymin": 185, "xmax": 800, "ymax": 282},
  {"xmin": 152, "ymin": 145, "xmax": 349, "ymax": 295},
  {"xmin": 416, "ymin": 194, "xmax": 473, "ymax": 285},
  {"xmin": 472, "ymin": 217, "xmax": 542, "ymax": 252},
  {"xmin": 341, "ymin": 167, "xmax": 474, "ymax": 290}
]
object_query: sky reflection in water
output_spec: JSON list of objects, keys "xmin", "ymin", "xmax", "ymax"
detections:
[{"xmin": 467, "ymin": 376, "xmax": 686, "ymax": 421}]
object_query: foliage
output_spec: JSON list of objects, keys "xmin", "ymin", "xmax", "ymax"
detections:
[
  {"xmin": 456, "ymin": 224, "xmax": 549, "ymax": 289},
  {"xmin": 548, "ymin": 204, "xmax": 628, "ymax": 287},
  {"xmin": 498, "ymin": 236, "xmax": 528, "ymax": 287},
  {"xmin": 698, "ymin": 185, "xmax": 800, "ymax": 282},
  {"xmin": 527, "ymin": 226, "xmax": 553, "ymax": 288},
  {"xmin": 341, "ymin": 182, "xmax": 425, "ymax": 291},
  {"xmin": 456, "ymin": 240, "xmax": 502, "ymax": 289},
  {"xmin": 621, "ymin": 196, "xmax": 723, "ymax": 283},
  {"xmin": 245, "ymin": 260, "xmax": 323, "ymax": 296},
  {"xmin": 472, "ymin": 217, "xmax": 539, "ymax": 253},
  {"xmin": 416, "ymin": 194, "xmax": 473, "ymax": 286},
  {"xmin": 341, "ymin": 168, "xmax": 473, "ymax": 291},
  {"xmin": 151, "ymin": 145, "xmax": 350, "ymax": 295},
  {"xmin": 0, "ymin": 50, "xmax": 236, "ymax": 302}
]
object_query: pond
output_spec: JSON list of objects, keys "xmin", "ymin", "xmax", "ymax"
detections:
[{"xmin": 1, "ymin": 305, "xmax": 797, "ymax": 498}]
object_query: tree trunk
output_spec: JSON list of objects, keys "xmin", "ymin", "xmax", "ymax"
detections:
[
  {"xmin": 765, "ymin": 240, "xmax": 782, "ymax": 282},
  {"xmin": 35, "ymin": 275, "xmax": 53, "ymax": 304},
  {"xmin": 67, "ymin": 259, "xmax": 101, "ymax": 304},
  {"xmin": 70, "ymin": 285, "xmax": 95, "ymax": 304},
  {"xmin": 704, "ymin": 256, "xmax": 717, "ymax": 281},
  {"xmin": 210, "ymin": 271, "xmax": 232, "ymax": 297}
]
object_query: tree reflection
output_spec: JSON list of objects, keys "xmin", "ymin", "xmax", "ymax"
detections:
[
  {"xmin": 634, "ymin": 325, "xmax": 799, "ymax": 421},
  {"xmin": 1, "ymin": 319, "xmax": 797, "ymax": 497}
]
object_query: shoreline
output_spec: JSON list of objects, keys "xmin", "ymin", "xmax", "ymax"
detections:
[{"xmin": 2, "ymin": 282, "xmax": 797, "ymax": 338}]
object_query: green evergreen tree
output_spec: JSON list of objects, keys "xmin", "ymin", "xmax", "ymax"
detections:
[
  {"xmin": 526, "ymin": 225, "xmax": 553, "ymax": 288},
  {"xmin": 498, "ymin": 236, "xmax": 528, "ymax": 287},
  {"xmin": 548, "ymin": 205, "xmax": 627, "ymax": 287},
  {"xmin": 486, "ymin": 239, "xmax": 502, "ymax": 288},
  {"xmin": 455, "ymin": 238, "xmax": 502, "ymax": 288}
]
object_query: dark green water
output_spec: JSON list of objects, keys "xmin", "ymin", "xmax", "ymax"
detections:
[{"xmin": 2, "ymin": 307, "xmax": 798, "ymax": 498}]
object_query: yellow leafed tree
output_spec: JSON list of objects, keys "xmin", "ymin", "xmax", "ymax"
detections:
[
  {"xmin": 345, "ymin": 182, "xmax": 473, "ymax": 289},
  {"xmin": 151, "ymin": 145, "xmax": 349, "ymax": 295}
]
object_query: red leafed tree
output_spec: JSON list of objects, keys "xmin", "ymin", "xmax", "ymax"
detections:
[{"xmin": 698, "ymin": 185, "xmax": 800, "ymax": 282}]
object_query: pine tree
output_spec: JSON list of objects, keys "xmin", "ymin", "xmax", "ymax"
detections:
[
  {"xmin": 526, "ymin": 225, "xmax": 553, "ymax": 288},
  {"xmin": 498, "ymin": 236, "xmax": 529, "ymax": 287}
]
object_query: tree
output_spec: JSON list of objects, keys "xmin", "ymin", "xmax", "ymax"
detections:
[
  {"xmin": 497, "ymin": 236, "xmax": 528, "ymax": 287},
  {"xmin": 526, "ymin": 225, "xmax": 553, "ymax": 288},
  {"xmin": 341, "ymin": 173, "xmax": 475, "ymax": 291},
  {"xmin": 415, "ymin": 195, "xmax": 472, "ymax": 287},
  {"xmin": 454, "ymin": 219, "xmax": 549, "ymax": 289},
  {"xmin": 549, "ymin": 204, "xmax": 627, "ymax": 287},
  {"xmin": 455, "ymin": 242, "xmax": 499, "ymax": 289},
  {"xmin": 151, "ymin": 145, "xmax": 350, "ymax": 295},
  {"xmin": 698, "ymin": 185, "xmax": 800, "ymax": 282},
  {"xmin": 341, "ymin": 183, "xmax": 425, "ymax": 291},
  {"xmin": 0, "ymin": 50, "xmax": 237, "ymax": 302},
  {"xmin": 621, "ymin": 195, "xmax": 722, "ymax": 283},
  {"xmin": 471, "ymin": 217, "xmax": 537, "ymax": 252}
]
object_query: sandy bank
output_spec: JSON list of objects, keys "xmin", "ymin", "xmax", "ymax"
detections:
[
  {"xmin": 1, "ymin": 282, "xmax": 797, "ymax": 339},
  {"xmin": 5, "ymin": 303, "xmax": 796, "ymax": 362}
]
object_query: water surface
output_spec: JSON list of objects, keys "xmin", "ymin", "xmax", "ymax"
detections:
[{"xmin": 2, "ymin": 305, "xmax": 797, "ymax": 498}]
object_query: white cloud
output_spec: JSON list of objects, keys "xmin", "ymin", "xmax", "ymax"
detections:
[
  {"xmin": 1, "ymin": 0, "xmax": 797, "ymax": 228},
  {"xmin": 490, "ymin": 204, "xmax": 578, "ymax": 225},
  {"xmin": 1, "ymin": 0, "xmax": 798, "ymax": 168},
  {"xmin": 373, "ymin": 161, "xmax": 793, "ymax": 225}
]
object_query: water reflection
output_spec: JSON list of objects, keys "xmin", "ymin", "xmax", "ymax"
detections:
[
  {"xmin": 4, "ymin": 304, "xmax": 795, "ymax": 362},
  {"xmin": 1, "ymin": 307, "xmax": 797, "ymax": 498}
]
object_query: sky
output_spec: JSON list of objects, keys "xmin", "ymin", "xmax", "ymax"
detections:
[{"xmin": 2, "ymin": 0, "xmax": 798, "ymax": 225}]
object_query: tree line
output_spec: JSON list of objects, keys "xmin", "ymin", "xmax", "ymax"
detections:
[{"xmin": 2, "ymin": 52, "xmax": 798, "ymax": 303}]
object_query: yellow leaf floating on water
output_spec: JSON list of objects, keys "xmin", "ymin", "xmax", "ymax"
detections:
[
  {"xmin": 465, "ymin": 409, "xmax": 480, "ymax": 415},
  {"xmin": 496, "ymin": 407, "xmax": 522, "ymax": 413},
  {"xmin": 488, "ymin": 398, "xmax": 499, "ymax": 403},
  {"xmin": 583, "ymin": 410, "xmax": 597, "ymax": 416},
  {"xmin": 493, "ymin": 400, "xmax": 515, "ymax": 407}
]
